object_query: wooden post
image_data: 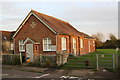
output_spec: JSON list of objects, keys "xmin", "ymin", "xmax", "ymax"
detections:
[
  {"xmin": 96, "ymin": 54, "xmax": 99, "ymax": 70},
  {"xmin": 20, "ymin": 52, "xmax": 22, "ymax": 64},
  {"xmin": 116, "ymin": 54, "xmax": 118, "ymax": 70},
  {"xmin": 113, "ymin": 54, "xmax": 115, "ymax": 70}
]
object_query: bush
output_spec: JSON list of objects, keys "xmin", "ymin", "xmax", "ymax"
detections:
[
  {"xmin": 27, "ymin": 57, "xmax": 41, "ymax": 67},
  {"xmin": 26, "ymin": 55, "xmax": 57, "ymax": 68},
  {"xmin": 28, "ymin": 61, "xmax": 41, "ymax": 67},
  {"xmin": 45, "ymin": 59, "xmax": 50, "ymax": 67},
  {"xmin": 41, "ymin": 56, "xmax": 56, "ymax": 67},
  {"xmin": 12, "ymin": 55, "xmax": 20, "ymax": 65}
]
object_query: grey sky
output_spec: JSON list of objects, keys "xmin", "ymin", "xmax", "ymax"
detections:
[{"xmin": 0, "ymin": 2, "xmax": 118, "ymax": 41}]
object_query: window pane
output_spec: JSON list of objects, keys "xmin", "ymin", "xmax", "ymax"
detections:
[
  {"xmin": 11, "ymin": 44, "xmax": 13, "ymax": 50},
  {"xmin": 23, "ymin": 45, "xmax": 25, "ymax": 50},
  {"xmin": 61, "ymin": 37, "xmax": 66, "ymax": 50},
  {"xmin": 48, "ymin": 39, "xmax": 52, "ymax": 44},
  {"xmin": 43, "ymin": 38, "xmax": 52, "ymax": 51},
  {"xmin": 19, "ymin": 40, "xmax": 24, "ymax": 44},
  {"xmin": 44, "ymin": 45, "xmax": 47, "ymax": 50},
  {"xmin": 19, "ymin": 45, "xmax": 22, "ymax": 50},
  {"xmin": 19, "ymin": 45, "xmax": 24, "ymax": 51},
  {"xmin": 80, "ymin": 39, "xmax": 83, "ymax": 48},
  {"xmin": 21, "ymin": 45, "xmax": 23, "ymax": 50},
  {"xmin": 48, "ymin": 44, "xmax": 52, "ymax": 49},
  {"xmin": 73, "ymin": 38, "xmax": 76, "ymax": 49},
  {"xmin": 44, "ymin": 39, "xmax": 47, "ymax": 44}
]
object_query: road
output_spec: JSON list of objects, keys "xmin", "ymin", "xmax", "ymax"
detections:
[
  {"xmin": 2, "ymin": 67, "xmax": 119, "ymax": 79},
  {"xmin": 2, "ymin": 68, "xmax": 94, "ymax": 79},
  {"xmin": 2, "ymin": 69, "xmax": 49, "ymax": 78}
]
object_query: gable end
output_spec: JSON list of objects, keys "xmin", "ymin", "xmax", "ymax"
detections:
[{"xmin": 13, "ymin": 11, "xmax": 57, "ymax": 38}]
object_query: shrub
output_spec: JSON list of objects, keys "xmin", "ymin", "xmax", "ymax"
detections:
[
  {"xmin": 28, "ymin": 61, "xmax": 41, "ymax": 67},
  {"xmin": 27, "ymin": 57, "xmax": 41, "ymax": 67},
  {"xmin": 12, "ymin": 55, "xmax": 20, "ymax": 65},
  {"xmin": 45, "ymin": 59, "xmax": 50, "ymax": 67}
]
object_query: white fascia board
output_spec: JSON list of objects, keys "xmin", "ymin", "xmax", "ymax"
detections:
[
  {"xmin": 23, "ymin": 37, "xmax": 35, "ymax": 45},
  {"xmin": 13, "ymin": 12, "xmax": 32, "ymax": 38},
  {"xmin": 32, "ymin": 12, "xmax": 57, "ymax": 34}
]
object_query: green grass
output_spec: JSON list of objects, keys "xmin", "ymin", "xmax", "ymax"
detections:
[
  {"xmin": 61, "ymin": 49, "xmax": 119, "ymax": 70},
  {"xmin": 91, "ymin": 49, "xmax": 119, "ymax": 54}
]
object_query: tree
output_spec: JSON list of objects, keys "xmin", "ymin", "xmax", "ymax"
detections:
[
  {"xmin": 102, "ymin": 34, "xmax": 119, "ymax": 49},
  {"xmin": 92, "ymin": 32, "xmax": 104, "ymax": 42},
  {"xmin": 109, "ymin": 33, "xmax": 117, "ymax": 41},
  {"xmin": 92, "ymin": 32, "xmax": 104, "ymax": 48}
]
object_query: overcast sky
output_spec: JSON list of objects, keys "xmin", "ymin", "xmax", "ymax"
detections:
[{"xmin": 0, "ymin": 2, "xmax": 118, "ymax": 41}]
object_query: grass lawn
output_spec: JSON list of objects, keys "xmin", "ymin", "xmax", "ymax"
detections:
[
  {"xmin": 61, "ymin": 49, "xmax": 119, "ymax": 70},
  {"xmin": 91, "ymin": 49, "xmax": 119, "ymax": 54}
]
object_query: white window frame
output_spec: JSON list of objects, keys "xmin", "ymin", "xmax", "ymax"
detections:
[
  {"xmin": 19, "ymin": 40, "xmax": 25, "ymax": 52},
  {"xmin": 73, "ymin": 38, "xmax": 76, "ymax": 49},
  {"xmin": 10, "ymin": 43, "xmax": 14, "ymax": 50},
  {"xmin": 80, "ymin": 39, "xmax": 83, "ymax": 48},
  {"xmin": 61, "ymin": 37, "xmax": 67, "ymax": 50},
  {"xmin": 43, "ymin": 38, "xmax": 52, "ymax": 51},
  {"xmin": 93, "ymin": 40, "xmax": 95, "ymax": 46}
]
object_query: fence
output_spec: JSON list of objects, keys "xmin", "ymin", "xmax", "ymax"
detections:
[
  {"xmin": 60, "ymin": 53, "xmax": 118, "ymax": 70},
  {"xmin": 1, "ymin": 54, "xmax": 20, "ymax": 65},
  {"xmin": 118, "ymin": 51, "xmax": 120, "ymax": 70},
  {"xmin": 1, "ymin": 54, "xmax": 57, "ymax": 67},
  {"xmin": 1, "ymin": 53, "xmax": 119, "ymax": 70},
  {"xmin": 27, "ymin": 54, "xmax": 57, "ymax": 67},
  {"xmin": 40, "ymin": 55, "xmax": 56, "ymax": 67}
]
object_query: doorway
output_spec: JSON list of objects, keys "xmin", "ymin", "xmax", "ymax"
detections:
[{"xmin": 26, "ymin": 44, "xmax": 34, "ymax": 62}]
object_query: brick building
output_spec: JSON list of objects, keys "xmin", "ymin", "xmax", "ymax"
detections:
[
  {"xmin": 0, "ymin": 31, "xmax": 15, "ymax": 54},
  {"xmin": 13, "ymin": 10, "xmax": 95, "ymax": 62}
]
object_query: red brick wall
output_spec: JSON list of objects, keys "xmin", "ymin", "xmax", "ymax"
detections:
[
  {"xmin": 56, "ymin": 35, "xmax": 96, "ymax": 55},
  {"xmin": 14, "ymin": 15, "xmax": 56, "ymax": 55},
  {"xmin": 14, "ymin": 15, "xmax": 96, "ymax": 56},
  {"xmin": 82, "ymin": 38, "xmax": 96, "ymax": 54},
  {"xmin": 70, "ymin": 36, "xmax": 79, "ymax": 55},
  {"xmin": 79, "ymin": 37, "xmax": 85, "ymax": 54},
  {"xmin": 90, "ymin": 39, "xmax": 96, "ymax": 52},
  {"xmin": 57, "ymin": 35, "xmax": 80, "ymax": 55},
  {"xmin": 56, "ymin": 34, "xmax": 70, "ymax": 54}
]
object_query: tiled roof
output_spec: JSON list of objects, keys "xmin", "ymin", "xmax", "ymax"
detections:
[
  {"xmin": 31, "ymin": 10, "xmax": 92, "ymax": 38},
  {"xmin": 0, "ymin": 31, "xmax": 15, "ymax": 41}
]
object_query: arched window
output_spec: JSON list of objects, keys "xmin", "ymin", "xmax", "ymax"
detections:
[
  {"xmin": 61, "ymin": 37, "xmax": 67, "ymax": 50},
  {"xmin": 80, "ymin": 39, "xmax": 83, "ymax": 48},
  {"xmin": 43, "ymin": 38, "xmax": 52, "ymax": 51},
  {"xmin": 73, "ymin": 38, "xmax": 76, "ymax": 49}
]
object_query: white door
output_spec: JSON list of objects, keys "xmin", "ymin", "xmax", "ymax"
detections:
[
  {"xmin": 26, "ymin": 44, "xmax": 34, "ymax": 62},
  {"xmin": 73, "ymin": 38, "xmax": 76, "ymax": 56}
]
